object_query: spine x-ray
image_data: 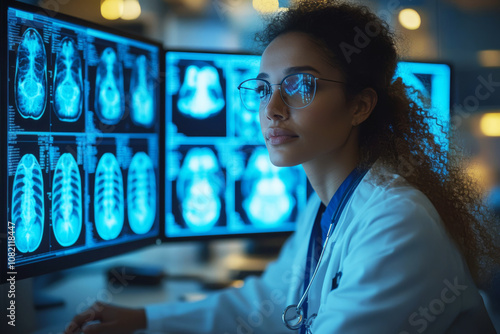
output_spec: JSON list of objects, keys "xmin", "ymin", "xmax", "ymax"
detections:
[
  {"xmin": 94, "ymin": 153, "xmax": 125, "ymax": 240},
  {"xmin": 12, "ymin": 154, "xmax": 44, "ymax": 253},
  {"xmin": 127, "ymin": 152, "xmax": 156, "ymax": 234},
  {"xmin": 52, "ymin": 153, "xmax": 83, "ymax": 247}
]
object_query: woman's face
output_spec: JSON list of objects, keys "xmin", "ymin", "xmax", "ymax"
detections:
[{"xmin": 259, "ymin": 32, "xmax": 357, "ymax": 168}]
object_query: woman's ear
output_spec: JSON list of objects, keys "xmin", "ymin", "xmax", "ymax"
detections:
[{"xmin": 351, "ymin": 88, "xmax": 378, "ymax": 126}]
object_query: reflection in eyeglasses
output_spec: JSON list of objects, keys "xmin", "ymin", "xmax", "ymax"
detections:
[
  {"xmin": 177, "ymin": 65, "xmax": 225, "ymax": 119},
  {"xmin": 177, "ymin": 148, "xmax": 225, "ymax": 232},
  {"xmin": 242, "ymin": 147, "xmax": 295, "ymax": 227}
]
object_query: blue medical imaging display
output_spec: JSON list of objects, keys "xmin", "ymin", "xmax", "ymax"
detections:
[
  {"xmin": 128, "ymin": 152, "xmax": 157, "ymax": 235},
  {"xmin": 15, "ymin": 27, "xmax": 48, "ymax": 120},
  {"xmin": 5, "ymin": 6, "xmax": 161, "ymax": 274},
  {"xmin": 12, "ymin": 153, "xmax": 45, "ymax": 253},
  {"xmin": 165, "ymin": 51, "xmax": 308, "ymax": 238},
  {"xmin": 54, "ymin": 37, "xmax": 83, "ymax": 122},
  {"xmin": 52, "ymin": 153, "xmax": 83, "ymax": 247},
  {"xmin": 396, "ymin": 62, "xmax": 451, "ymax": 150}
]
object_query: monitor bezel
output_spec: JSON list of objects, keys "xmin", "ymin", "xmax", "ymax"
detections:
[{"xmin": 1, "ymin": 0, "xmax": 166, "ymax": 283}]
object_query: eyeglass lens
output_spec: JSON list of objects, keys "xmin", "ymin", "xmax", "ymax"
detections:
[{"xmin": 239, "ymin": 73, "xmax": 316, "ymax": 111}]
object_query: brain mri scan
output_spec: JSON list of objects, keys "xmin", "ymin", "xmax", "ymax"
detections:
[
  {"xmin": 94, "ymin": 153, "xmax": 124, "ymax": 240},
  {"xmin": 12, "ymin": 154, "xmax": 44, "ymax": 253},
  {"xmin": 177, "ymin": 148, "xmax": 224, "ymax": 232},
  {"xmin": 52, "ymin": 153, "xmax": 82, "ymax": 247},
  {"xmin": 242, "ymin": 147, "xmax": 295, "ymax": 227},
  {"xmin": 127, "ymin": 152, "xmax": 156, "ymax": 234},
  {"xmin": 54, "ymin": 37, "xmax": 83, "ymax": 122},
  {"xmin": 177, "ymin": 65, "xmax": 225, "ymax": 119},
  {"xmin": 130, "ymin": 55, "xmax": 155, "ymax": 128},
  {"xmin": 15, "ymin": 28, "xmax": 47, "ymax": 120},
  {"xmin": 95, "ymin": 47, "xmax": 125, "ymax": 125}
]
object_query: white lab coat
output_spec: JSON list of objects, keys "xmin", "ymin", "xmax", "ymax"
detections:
[{"xmin": 146, "ymin": 165, "xmax": 496, "ymax": 333}]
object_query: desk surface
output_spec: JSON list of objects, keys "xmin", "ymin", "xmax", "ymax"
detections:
[{"xmin": 2, "ymin": 240, "xmax": 274, "ymax": 334}]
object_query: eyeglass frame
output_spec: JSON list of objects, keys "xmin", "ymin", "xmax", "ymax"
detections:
[{"xmin": 237, "ymin": 72, "xmax": 347, "ymax": 111}]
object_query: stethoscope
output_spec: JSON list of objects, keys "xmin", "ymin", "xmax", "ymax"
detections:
[{"xmin": 281, "ymin": 169, "xmax": 367, "ymax": 333}]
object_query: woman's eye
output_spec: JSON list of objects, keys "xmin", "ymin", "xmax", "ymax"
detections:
[{"xmin": 256, "ymin": 86, "xmax": 269, "ymax": 99}]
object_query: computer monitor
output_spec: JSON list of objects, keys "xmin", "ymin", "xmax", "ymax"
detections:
[
  {"xmin": 1, "ymin": 2, "xmax": 164, "ymax": 282},
  {"xmin": 164, "ymin": 52, "xmax": 452, "ymax": 240},
  {"xmin": 164, "ymin": 51, "xmax": 309, "ymax": 239},
  {"xmin": 396, "ymin": 61, "xmax": 451, "ymax": 151}
]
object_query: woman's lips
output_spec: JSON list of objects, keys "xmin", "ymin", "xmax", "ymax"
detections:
[{"xmin": 265, "ymin": 128, "xmax": 299, "ymax": 145}]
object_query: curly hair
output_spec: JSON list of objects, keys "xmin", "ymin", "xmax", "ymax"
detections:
[{"xmin": 256, "ymin": 0, "xmax": 499, "ymax": 287}]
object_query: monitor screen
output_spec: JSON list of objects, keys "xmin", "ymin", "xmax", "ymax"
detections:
[
  {"xmin": 165, "ymin": 51, "xmax": 308, "ymax": 239},
  {"xmin": 396, "ymin": 62, "xmax": 451, "ymax": 150},
  {"xmin": 3, "ymin": 4, "xmax": 163, "ymax": 281}
]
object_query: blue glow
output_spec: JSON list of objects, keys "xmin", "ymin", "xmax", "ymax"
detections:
[
  {"xmin": 242, "ymin": 147, "xmax": 294, "ymax": 227},
  {"xmin": 177, "ymin": 148, "xmax": 224, "ymax": 232},
  {"xmin": 396, "ymin": 62, "xmax": 451, "ymax": 151},
  {"xmin": 177, "ymin": 65, "xmax": 225, "ymax": 119},
  {"xmin": 15, "ymin": 28, "xmax": 47, "ymax": 120},
  {"xmin": 95, "ymin": 47, "xmax": 124, "ymax": 125},
  {"xmin": 94, "ymin": 153, "xmax": 124, "ymax": 240},
  {"xmin": 12, "ymin": 154, "xmax": 44, "ymax": 253},
  {"xmin": 130, "ymin": 55, "xmax": 155, "ymax": 128},
  {"xmin": 52, "ymin": 153, "xmax": 82, "ymax": 247},
  {"xmin": 54, "ymin": 37, "xmax": 83, "ymax": 122},
  {"xmin": 127, "ymin": 152, "xmax": 156, "ymax": 234}
]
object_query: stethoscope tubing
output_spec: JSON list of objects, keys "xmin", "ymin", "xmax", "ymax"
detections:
[{"xmin": 282, "ymin": 169, "xmax": 368, "ymax": 331}]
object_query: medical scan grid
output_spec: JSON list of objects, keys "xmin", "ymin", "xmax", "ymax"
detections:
[
  {"xmin": 165, "ymin": 51, "xmax": 309, "ymax": 238},
  {"xmin": 6, "ymin": 7, "xmax": 161, "ymax": 268}
]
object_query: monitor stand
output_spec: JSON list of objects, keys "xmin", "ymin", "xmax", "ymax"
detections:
[{"xmin": 33, "ymin": 272, "xmax": 66, "ymax": 310}]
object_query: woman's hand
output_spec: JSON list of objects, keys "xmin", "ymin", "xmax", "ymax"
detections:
[{"xmin": 64, "ymin": 301, "xmax": 146, "ymax": 334}]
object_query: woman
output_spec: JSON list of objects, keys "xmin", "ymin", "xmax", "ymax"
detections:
[{"xmin": 66, "ymin": 1, "xmax": 499, "ymax": 333}]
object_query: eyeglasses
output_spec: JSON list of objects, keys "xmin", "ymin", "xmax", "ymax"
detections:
[{"xmin": 237, "ymin": 72, "xmax": 346, "ymax": 112}]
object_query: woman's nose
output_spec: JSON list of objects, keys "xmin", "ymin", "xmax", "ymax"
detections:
[{"xmin": 264, "ymin": 88, "xmax": 289, "ymax": 121}]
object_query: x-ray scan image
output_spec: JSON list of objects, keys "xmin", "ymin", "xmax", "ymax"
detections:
[
  {"xmin": 130, "ymin": 55, "xmax": 155, "ymax": 128},
  {"xmin": 94, "ymin": 153, "xmax": 124, "ymax": 240},
  {"xmin": 241, "ymin": 147, "xmax": 295, "ymax": 227},
  {"xmin": 54, "ymin": 37, "xmax": 83, "ymax": 122},
  {"xmin": 177, "ymin": 65, "xmax": 225, "ymax": 119},
  {"xmin": 52, "ymin": 153, "xmax": 82, "ymax": 247},
  {"xmin": 127, "ymin": 152, "xmax": 156, "ymax": 234},
  {"xmin": 12, "ymin": 154, "xmax": 44, "ymax": 253},
  {"xmin": 177, "ymin": 148, "xmax": 225, "ymax": 232},
  {"xmin": 15, "ymin": 28, "xmax": 47, "ymax": 120},
  {"xmin": 95, "ymin": 47, "xmax": 125, "ymax": 125}
]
